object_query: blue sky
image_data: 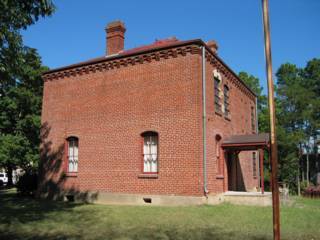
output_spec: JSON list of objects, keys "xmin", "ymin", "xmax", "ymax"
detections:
[{"xmin": 22, "ymin": 0, "xmax": 320, "ymax": 93}]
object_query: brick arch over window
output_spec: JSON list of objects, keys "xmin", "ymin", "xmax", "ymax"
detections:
[
  {"xmin": 141, "ymin": 131, "xmax": 158, "ymax": 173},
  {"xmin": 66, "ymin": 136, "xmax": 79, "ymax": 173}
]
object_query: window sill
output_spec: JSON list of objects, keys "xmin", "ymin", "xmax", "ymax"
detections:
[
  {"xmin": 138, "ymin": 173, "xmax": 158, "ymax": 179},
  {"xmin": 65, "ymin": 172, "xmax": 78, "ymax": 177},
  {"xmin": 216, "ymin": 175, "xmax": 224, "ymax": 179}
]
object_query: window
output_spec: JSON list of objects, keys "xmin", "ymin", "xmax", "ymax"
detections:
[
  {"xmin": 215, "ymin": 134, "xmax": 223, "ymax": 175},
  {"xmin": 252, "ymin": 152, "xmax": 257, "ymax": 178},
  {"xmin": 224, "ymin": 85, "xmax": 230, "ymax": 118},
  {"xmin": 67, "ymin": 137, "xmax": 78, "ymax": 172},
  {"xmin": 142, "ymin": 132, "xmax": 158, "ymax": 173},
  {"xmin": 251, "ymin": 106, "xmax": 256, "ymax": 133},
  {"xmin": 214, "ymin": 78, "xmax": 222, "ymax": 113},
  {"xmin": 213, "ymin": 69, "xmax": 223, "ymax": 114}
]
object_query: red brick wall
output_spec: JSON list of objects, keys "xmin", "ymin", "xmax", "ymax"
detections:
[
  {"xmin": 39, "ymin": 45, "xmax": 259, "ymax": 198},
  {"xmin": 204, "ymin": 57, "xmax": 259, "ymax": 193},
  {"xmin": 40, "ymin": 50, "xmax": 205, "ymax": 197}
]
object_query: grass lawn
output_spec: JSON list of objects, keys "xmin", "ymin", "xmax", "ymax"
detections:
[{"xmin": 0, "ymin": 189, "xmax": 319, "ymax": 240}]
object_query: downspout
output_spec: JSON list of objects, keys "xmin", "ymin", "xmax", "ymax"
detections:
[
  {"xmin": 255, "ymin": 96, "xmax": 261, "ymax": 191},
  {"xmin": 202, "ymin": 46, "xmax": 208, "ymax": 195}
]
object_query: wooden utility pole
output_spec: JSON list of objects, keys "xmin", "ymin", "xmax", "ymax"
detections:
[
  {"xmin": 261, "ymin": 0, "xmax": 281, "ymax": 239},
  {"xmin": 259, "ymin": 149, "xmax": 265, "ymax": 194}
]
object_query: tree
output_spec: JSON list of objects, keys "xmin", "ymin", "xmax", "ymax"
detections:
[
  {"xmin": 0, "ymin": 0, "xmax": 55, "ymax": 185},
  {"xmin": 239, "ymin": 72, "xmax": 273, "ymax": 189},
  {"xmin": 238, "ymin": 71, "xmax": 269, "ymax": 132},
  {"xmin": 303, "ymin": 58, "xmax": 320, "ymax": 140},
  {"xmin": 302, "ymin": 59, "xmax": 320, "ymax": 182},
  {"xmin": 0, "ymin": 0, "xmax": 55, "ymax": 91},
  {"xmin": 0, "ymin": 48, "xmax": 48, "ymax": 185},
  {"xmin": 238, "ymin": 69, "xmax": 311, "ymax": 193},
  {"xmin": 276, "ymin": 61, "xmax": 319, "ymax": 192}
]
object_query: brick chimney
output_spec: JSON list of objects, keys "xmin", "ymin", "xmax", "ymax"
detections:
[
  {"xmin": 105, "ymin": 21, "xmax": 126, "ymax": 55},
  {"xmin": 206, "ymin": 40, "xmax": 218, "ymax": 54}
]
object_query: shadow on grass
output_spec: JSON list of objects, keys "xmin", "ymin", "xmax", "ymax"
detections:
[
  {"xmin": 0, "ymin": 189, "xmax": 271, "ymax": 240},
  {"xmin": 0, "ymin": 189, "xmax": 84, "ymax": 239},
  {"xmin": 0, "ymin": 189, "xmax": 80, "ymax": 224}
]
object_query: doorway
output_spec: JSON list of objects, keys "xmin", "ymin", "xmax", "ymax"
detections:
[{"xmin": 226, "ymin": 152, "xmax": 245, "ymax": 191}]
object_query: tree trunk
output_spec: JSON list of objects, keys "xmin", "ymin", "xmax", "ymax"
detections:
[
  {"xmin": 306, "ymin": 147, "xmax": 310, "ymax": 186},
  {"xmin": 297, "ymin": 165, "xmax": 301, "ymax": 196},
  {"xmin": 298, "ymin": 143, "xmax": 302, "ymax": 196},
  {"xmin": 6, "ymin": 165, "xmax": 13, "ymax": 187},
  {"xmin": 316, "ymin": 143, "xmax": 319, "ymax": 173}
]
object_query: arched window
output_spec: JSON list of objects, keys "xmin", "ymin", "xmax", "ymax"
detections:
[
  {"xmin": 214, "ymin": 78, "xmax": 222, "ymax": 113},
  {"xmin": 213, "ymin": 69, "xmax": 222, "ymax": 114},
  {"xmin": 224, "ymin": 85, "xmax": 230, "ymax": 118},
  {"xmin": 215, "ymin": 134, "xmax": 223, "ymax": 175},
  {"xmin": 67, "ymin": 137, "xmax": 78, "ymax": 172},
  {"xmin": 141, "ymin": 131, "xmax": 158, "ymax": 173}
]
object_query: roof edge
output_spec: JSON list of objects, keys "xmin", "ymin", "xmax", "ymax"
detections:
[
  {"xmin": 43, "ymin": 39, "xmax": 202, "ymax": 75},
  {"xmin": 43, "ymin": 39, "xmax": 256, "ymax": 97}
]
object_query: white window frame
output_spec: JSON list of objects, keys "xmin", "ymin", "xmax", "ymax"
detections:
[
  {"xmin": 67, "ymin": 137, "xmax": 78, "ymax": 172},
  {"xmin": 142, "ymin": 132, "xmax": 158, "ymax": 173}
]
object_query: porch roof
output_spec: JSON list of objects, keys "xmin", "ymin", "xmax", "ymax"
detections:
[{"xmin": 222, "ymin": 133, "xmax": 270, "ymax": 150}]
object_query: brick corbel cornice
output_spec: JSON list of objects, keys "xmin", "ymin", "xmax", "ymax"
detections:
[
  {"xmin": 205, "ymin": 50, "xmax": 256, "ymax": 101},
  {"xmin": 42, "ymin": 45, "xmax": 201, "ymax": 82}
]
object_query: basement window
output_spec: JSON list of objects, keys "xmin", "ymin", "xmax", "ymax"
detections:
[{"xmin": 143, "ymin": 197, "xmax": 152, "ymax": 204}]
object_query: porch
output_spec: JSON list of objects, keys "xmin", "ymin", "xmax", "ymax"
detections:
[
  {"xmin": 223, "ymin": 191, "xmax": 272, "ymax": 206},
  {"xmin": 222, "ymin": 133, "xmax": 270, "ymax": 194}
]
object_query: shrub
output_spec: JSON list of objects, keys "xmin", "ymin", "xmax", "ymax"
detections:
[
  {"xmin": 300, "ymin": 180, "xmax": 309, "ymax": 192},
  {"xmin": 303, "ymin": 185, "xmax": 320, "ymax": 198},
  {"xmin": 16, "ymin": 172, "xmax": 38, "ymax": 196}
]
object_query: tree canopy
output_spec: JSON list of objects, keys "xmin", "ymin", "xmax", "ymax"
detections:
[
  {"xmin": 239, "ymin": 58, "xmax": 320, "ymax": 193},
  {"xmin": 0, "ymin": 0, "xmax": 55, "ymax": 185}
]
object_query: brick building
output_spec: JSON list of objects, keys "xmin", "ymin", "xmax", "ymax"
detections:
[{"xmin": 39, "ymin": 21, "xmax": 267, "ymax": 205}]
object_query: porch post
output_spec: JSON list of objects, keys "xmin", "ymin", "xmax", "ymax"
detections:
[
  {"xmin": 222, "ymin": 149, "xmax": 226, "ymax": 192},
  {"xmin": 259, "ymin": 149, "xmax": 265, "ymax": 194}
]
